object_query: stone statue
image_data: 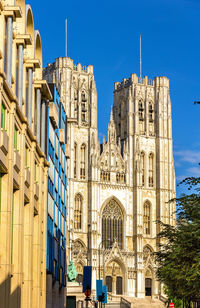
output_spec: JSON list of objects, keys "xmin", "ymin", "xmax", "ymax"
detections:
[{"xmin": 67, "ymin": 260, "xmax": 78, "ymax": 282}]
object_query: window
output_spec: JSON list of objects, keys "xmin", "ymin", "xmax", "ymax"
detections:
[
  {"xmin": 74, "ymin": 90, "xmax": 78, "ymax": 118},
  {"xmin": 139, "ymin": 100, "xmax": 145, "ymax": 134},
  {"xmin": 1, "ymin": 104, "xmax": 7, "ymax": 130},
  {"xmin": 15, "ymin": 45, "xmax": 19, "ymax": 97},
  {"xmin": 143, "ymin": 201, "xmax": 151, "ymax": 235},
  {"xmin": 74, "ymin": 143, "xmax": 77, "ymax": 178},
  {"xmin": 139, "ymin": 100, "xmax": 144, "ymax": 121},
  {"xmin": 149, "ymin": 103, "xmax": 154, "ymax": 135},
  {"xmin": 34, "ymin": 89, "xmax": 37, "ymax": 136},
  {"xmin": 80, "ymin": 144, "xmax": 86, "ymax": 179},
  {"xmin": 81, "ymin": 91, "xmax": 87, "ymax": 122},
  {"xmin": 141, "ymin": 152, "xmax": 145, "ymax": 186},
  {"xmin": 34, "ymin": 161, "xmax": 38, "ymax": 182},
  {"xmin": 101, "ymin": 171, "xmax": 110, "ymax": 182},
  {"xmin": 25, "ymin": 69, "xmax": 29, "ymax": 118},
  {"xmin": 116, "ymin": 172, "xmax": 125, "ymax": 184},
  {"xmin": 102, "ymin": 199, "xmax": 123, "ymax": 249},
  {"xmin": 149, "ymin": 153, "xmax": 153, "ymax": 187},
  {"xmin": 149, "ymin": 103, "xmax": 153, "ymax": 122},
  {"xmin": 25, "ymin": 145, "xmax": 30, "ymax": 168},
  {"xmin": 4, "ymin": 18, "xmax": 8, "ymax": 74},
  {"xmin": 14, "ymin": 126, "xmax": 18, "ymax": 151},
  {"xmin": 74, "ymin": 194, "xmax": 82, "ymax": 230}
]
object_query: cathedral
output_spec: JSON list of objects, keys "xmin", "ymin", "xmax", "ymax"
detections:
[{"xmin": 43, "ymin": 57, "xmax": 176, "ymax": 300}]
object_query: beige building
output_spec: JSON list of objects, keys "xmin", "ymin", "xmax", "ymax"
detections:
[
  {"xmin": 0, "ymin": 1, "xmax": 52, "ymax": 308},
  {"xmin": 44, "ymin": 57, "xmax": 176, "ymax": 300}
]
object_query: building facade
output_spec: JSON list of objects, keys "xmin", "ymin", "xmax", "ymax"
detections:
[
  {"xmin": 44, "ymin": 57, "xmax": 176, "ymax": 299},
  {"xmin": 46, "ymin": 83, "xmax": 69, "ymax": 308},
  {"xmin": 0, "ymin": 1, "xmax": 52, "ymax": 308}
]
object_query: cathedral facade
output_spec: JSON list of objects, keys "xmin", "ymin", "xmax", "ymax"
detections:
[{"xmin": 43, "ymin": 57, "xmax": 176, "ymax": 299}]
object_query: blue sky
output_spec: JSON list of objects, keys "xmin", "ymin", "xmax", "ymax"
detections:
[{"xmin": 29, "ymin": 0, "xmax": 200, "ymax": 195}]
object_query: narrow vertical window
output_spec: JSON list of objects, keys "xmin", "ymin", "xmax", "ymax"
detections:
[
  {"xmin": 143, "ymin": 201, "xmax": 151, "ymax": 235},
  {"xmin": 15, "ymin": 45, "xmax": 19, "ymax": 97},
  {"xmin": 74, "ymin": 90, "xmax": 78, "ymax": 119},
  {"xmin": 25, "ymin": 145, "xmax": 29, "ymax": 168},
  {"xmin": 34, "ymin": 89, "xmax": 37, "ymax": 136},
  {"xmin": 149, "ymin": 102, "xmax": 154, "ymax": 135},
  {"xmin": 34, "ymin": 161, "xmax": 37, "ymax": 182},
  {"xmin": 25, "ymin": 69, "xmax": 29, "ymax": 118},
  {"xmin": 81, "ymin": 91, "xmax": 87, "ymax": 123},
  {"xmin": 14, "ymin": 126, "xmax": 18, "ymax": 151},
  {"xmin": 74, "ymin": 143, "xmax": 77, "ymax": 178},
  {"xmin": 4, "ymin": 18, "xmax": 8, "ymax": 74},
  {"xmin": 149, "ymin": 103, "xmax": 153, "ymax": 122},
  {"xmin": 1, "ymin": 104, "xmax": 6, "ymax": 130},
  {"xmin": 149, "ymin": 153, "xmax": 153, "ymax": 187},
  {"xmin": 74, "ymin": 194, "xmax": 82, "ymax": 230},
  {"xmin": 139, "ymin": 100, "xmax": 145, "ymax": 134},
  {"xmin": 80, "ymin": 144, "xmax": 86, "ymax": 179},
  {"xmin": 141, "ymin": 152, "xmax": 145, "ymax": 187}
]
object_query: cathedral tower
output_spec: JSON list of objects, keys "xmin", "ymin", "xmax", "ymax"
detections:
[{"xmin": 44, "ymin": 60, "xmax": 176, "ymax": 300}]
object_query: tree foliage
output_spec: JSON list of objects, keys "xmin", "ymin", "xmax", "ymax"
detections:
[{"xmin": 155, "ymin": 177, "xmax": 200, "ymax": 308}]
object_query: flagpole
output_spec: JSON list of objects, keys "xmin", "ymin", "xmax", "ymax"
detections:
[
  {"xmin": 140, "ymin": 34, "xmax": 142, "ymax": 78},
  {"xmin": 65, "ymin": 19, "xmax": 67, "ymax": 57}
]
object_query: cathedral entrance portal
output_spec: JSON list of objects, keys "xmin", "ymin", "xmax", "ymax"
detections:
[{"xmin": 105, "ymin": 260, "xmax": 124, "ymax": 295}]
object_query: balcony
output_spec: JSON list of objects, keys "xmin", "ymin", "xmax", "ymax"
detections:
[
  {"xmin": 59, "ymin": 129, "xmax": 65, "ymax": 145},
  {"xmin": 0, "ymin": 130, "xmax": 9, "ymax": 173},
  {"xmin": 49, "ymin": 102, "xmax": 58, "ymax": 129}
]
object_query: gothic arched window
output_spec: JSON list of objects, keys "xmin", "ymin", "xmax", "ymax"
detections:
[
  {"xmin": 141, "ymin": 152, "xmax": 145, "ymax": 186},
  {"xmin": 149, "ymin": 102, "xmax": 154, "ymax": 136},
  {"xmin": 139, "ymin": 100, "xmax": 145, "ymax": 134},
  {"xmin": 139, "ymin": 100, "xmax": 144, "ymax": 121},
  {"xmin": 102, "ymin": 199, "xmax": 123, "ymax": 249},
  {"xmin": 74, "ymin": 194, "xmax": 83, "ymax": 229},
  {"xmin": 80, "ymin": 144, "xmax": 86, "ymax": 179},
  {"xmin": 143, "ymin": 201, "xmax": 151, "ymax": 235},
  {"xmin": 74, "ymin": 142, "xmax": 77, "ymax": 178},
  {"xmin": 149, "ymin": 103, "xmax": 153, "ymax": 122},
  {"xmin": 149, "ymin": 153, "xmax": 153, "ymax": 187},
  {"xmin": 81, "ymin": 91, "xmax": 87, "ymax": 122},
  {"xmin": 74, "ymin": 90, "xmax": 78, "ymax": 118}
]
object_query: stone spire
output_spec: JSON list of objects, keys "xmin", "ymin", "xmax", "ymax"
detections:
[{"xmin": 108, "ymin": 106, "xmax": 116, "ymax": 144}]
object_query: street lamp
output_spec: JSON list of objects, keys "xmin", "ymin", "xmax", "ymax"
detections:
[{"xmin": 98, "ymin": 239, "xmax": 111, "ymax": 280}]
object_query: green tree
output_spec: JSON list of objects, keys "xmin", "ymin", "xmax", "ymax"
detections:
[{"xmin": 155, "ymin": 177, "xmax": 200, "ymax": 308}]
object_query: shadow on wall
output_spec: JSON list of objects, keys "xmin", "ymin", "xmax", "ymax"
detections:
[{"xmin": 0, "ymin": 275, "xmax": 21, "ymax": 308}]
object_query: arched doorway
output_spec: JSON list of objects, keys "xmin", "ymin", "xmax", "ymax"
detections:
[{"xmin": 105, "ymin": 260, "xmax": 124, "ymax": 295}]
